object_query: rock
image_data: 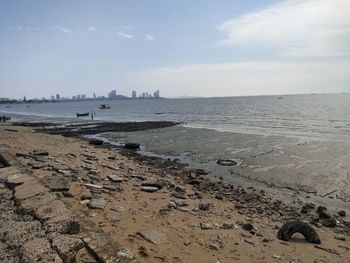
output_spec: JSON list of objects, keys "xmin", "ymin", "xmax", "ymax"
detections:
[
  {"xmin": 33, "ymin": 150, "xmax": 49, "ymax": 156},
  {"xmin": 44, "ymin": 175, "xmax": 69, "ymax": 192},
  {"xmin": 198, "ymin": 203, "xmax": 210, "ymax": 211},
  {"xmin": 30, "ymin": 162, "xmax": 46, "ymax": 169},
  {"xmin": 172, "ymin": 199, "xmax": 189, "ymax": 207},
  {"xmin": 80, "ymin": 193, "xmax": 93, "ymax": 200},
  {"xmin": 200, "ymin": 223, "xmax": 213, "ymax": 230},
  {"xmin": 335, "ymin": 235, "xmax": 346, "ymax": 241},
  {"xmin": 107, "ymin": 175, "xmax": 124, "ymax": 182},
  {"xmin": 52, "ymin": 235, "xmax": 84, "ymax": 262},
  {"xmin": 21, "ymin": 238, "xmax": 62, "ymax": 263},
  {"xmin": 141, "ymin": 181, "xmax": 164, "ymax": 189},
  {"xmin": 89, "ymin": 139, "xmax": 104, "ymax": 146},
  {"xmin": 15, "ymin": 179, "xmax": 48, "ymax": 200},
  {"xmin": 35, "ymin": 199, "xmax": 70, "ymax": 221},
  {"xmin": 117, "ymin": 249, "xmax": 134, "ymax": 259},
  {"xmin": 82, "ymin": 183, "xmax": 103, "ymax": 189},
  {"xmin": 124, "ymin": 143, "xmax": 140, "ymax": 150},
  {"xmin": 159, "ymin": 207, "xmax": 172, "ymax": 215},
  {"xmin": 6, "ymin": 173, "xmax": 33, "ymax": 188},
  {"xmin": 110, "ymin": 205, "xmax": 126, "ymax": 212},
  {"xmin": 317, "ymin": 206, "xmax": 327, "ymax": 213},
  {"xmin": 318, "ymin": 210, "xmax": 331, "ymax": 219},
  {"xmin": 19, "ymin": 192, "xmax": 57, "ymax": 214},
  {"xmin": 208, "ymin": 243, "xmax": 219, "ymax": 250},
  {"xmin": 217, "ymin": 159, "xmax": 237, "ymax": 166},
  {"xmin": 141, "ymin": 186, "xmax": 159, "ymax": 193},
  {"xmin": 137, "ymin": 229, "xmax": 168, "ymax": 245},
  {"xmin": 183, "ymin": 240, "xmax": 191, "ymax": 246},
  {"xmin": 88, "ymin": 198, "xmax": 107, "ymax": 209},
  {"xmin": 167, "ymin": 201, "xmax": 177, "ymax": 209},
  {"xmin": 62, "ymin": 191, "xmax": 74, "ymax": 198},
  {"xmin": 338, "ymin": 210, "xmax": 346, "ymax": 217},
  {"xmin": 221, "ymin": 223, "xmax": 237, "ymax": 230},
  {"xmin": 242, "ymin": 223, "xmax": 254, "ymax": 231},
  {"xmin": 277, "ymin": 221, "xmax": 321, "ymax": 244},
  {"xmin": 321, "ymin": 217, "xmax": 337, "ymax": 228}
]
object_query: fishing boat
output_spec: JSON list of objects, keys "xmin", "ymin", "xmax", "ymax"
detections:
[
  {"xmin": 99, "ymin": 104, "xmax": 111, "ymax": 109},
  {"xmin": 76, "ymin": 112, "xmax": 90, "ymax": 117}
]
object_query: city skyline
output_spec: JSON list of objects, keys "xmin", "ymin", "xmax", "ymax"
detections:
[{"xmin": 0, "ymin": 0, "xmax": 349, "ymax": 98}]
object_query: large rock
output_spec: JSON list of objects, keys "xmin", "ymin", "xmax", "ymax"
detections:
[
  {"xmin": 44, "ymin": 175, "xmax": 69, "ymax": 192},
  {"xmin": 35, "ymin": 200, "xmax": 70, "ymax": 221},
  {"xmin": 21, "ymin": 238, "xmax": 62, "ymax": 263},
  {"xmin": 52, "ymin": 235, "xmax": 84, "ymax": 262},
  {"xmin": 18, "ymin": 192, "xmax": 57, "ymax": 214},
  {"xmin": 6, "ymin": 173, "xmax": 33, "ymax": 188},
  {"xmin": 136, "ymin": 229, "xmax": 168, "ymax": 245},
  {"xmin": 107, "ymin": 175, "xmax": 124, "ymax": 182},
  {"xmin": 15, "ymin": 179, "xmax": 48, "ymax": 200}
]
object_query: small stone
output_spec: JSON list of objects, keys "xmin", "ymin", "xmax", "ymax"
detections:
[
  {"xmin": 335, "ymin": 235, "xmax": 346, "ymax": 241},
  {"xmin": 183, "ymin": 240, "xmax": 191, "ymax": 246},
  {"xmin": 141, "ymin": 186, "xmax": 159, "ymax": 193},
  {"xmin": 110, "ymin": 205, "xmax": 126, "ymax": 212},
  {"xmin": 167, "ymin": 201, "xmax": 177, "ymax": 209},
  {"xmin": 62, "ymin": 191, "xmax": 73, "ymax": 198},
  {"xmin": 208, "ymin": 243, "xmax": 219, "ymax": 250},
  {"xmin": 117, "ymin": 249, "xmax": 134, "ymax": 259},
  {"xmin": 200, "ymin": 223, "xmax": 213, "ymax": 230},
  {"xmin": 198, "ymin": 203, "xmax": 210, "ymax": 211},
  {"xmin": 221, "ymin": 223, "xmax": 237, "ymax": 230},
  {"xmin": 172, "ymin": 199, "xmax": 189, "ymax": 207},
  {"xmin": 338, "ymin": 211, "xmax": 346, "ymax": 217},
  {"xmin": 88, "ymin": 198, "xmax": 107, "ymax": 209},
  {"xmin": 107, "ymin": 175, "xmax": 124, "ymax": 182},
  {"xmin": 137, "ymin": 229, "xmax": 168, "ymax": 245},
  {"xmin": 242, "ymin": 223, "xmax": 254, "ymax": 231},
  {"xmin": 159, "ymin": 207, "xmax": 171, "ymax": 215}
]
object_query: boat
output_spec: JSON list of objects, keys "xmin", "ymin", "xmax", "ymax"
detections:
[
  {"xmin": 99, "ymin": 104, "xmax": 111, "ymax": 109},
  {"xmin": 76, "ymin": 112, "xmax": 90, "ymax": 117}
]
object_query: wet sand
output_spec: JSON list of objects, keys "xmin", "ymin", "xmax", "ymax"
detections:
[{"xmin": 0, "ymin": 123, "xmax": 349, "ymax": 262}]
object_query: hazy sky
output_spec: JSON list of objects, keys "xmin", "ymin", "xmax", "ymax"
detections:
[{"xmin": 0, "ymin": 0, "xmax": 349, "ymax": 99}]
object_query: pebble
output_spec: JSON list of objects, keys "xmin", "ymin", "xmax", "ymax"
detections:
[
  {"xmin": 110, "ymin": 205, "xmax": 126, "ymax": 212},
  {"xmin": 184, "ymin": 240, "xmax": 191, "ymax": 246},
  {"xmin": 107, "ymin": 175, "xmax": 124, "ymax": 182},
  {"xmin": 335, "ymin": 235, "xmax": 346, "ymax": 241},
  {"xmin": 141, "ymin": 186, "xmax": 159, "ymax": 193},
  {"xmin": 209, "ymin": 243, "xmax": 219, "ymax": 250},
  {"xmin": 200, "ymin": 223, "xmax": 213, "ymax": 230},
  {"xmin": 242, "ymin": 223, "xmax": 254, "ymax": 231},
  {"xmin": 221, "ymin": 223, "xmax": 237, "ymax": 230}
]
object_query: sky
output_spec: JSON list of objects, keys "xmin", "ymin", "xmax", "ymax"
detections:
[{"xmin": 0, "ymin": 0, "xmax": 349, "ymax": 99}]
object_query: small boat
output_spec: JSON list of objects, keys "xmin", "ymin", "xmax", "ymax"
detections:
[
  {"xmin": 99, "ymin": 104, "xmax": 111, "ymax": 109},
  {"xmin": 76, "ymin": 112, "xmax": 90, "ymax": 117}
]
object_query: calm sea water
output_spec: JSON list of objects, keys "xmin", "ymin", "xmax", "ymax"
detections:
[{"xmin": 1, "ymin": 93, "xmax": 350, "ymax": 140}]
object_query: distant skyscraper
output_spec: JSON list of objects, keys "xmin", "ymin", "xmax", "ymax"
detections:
[
  {"xmin": 51, "ymin": 95, "xmax": 55, "ymax": 101},
  {"xmin": 81, "ymin": 94, "xmax": 86, "ymax": 100},
  {"xmin": 108, "ymin": 89, "xmax": 117, "ymax": 99},
  {"xmin": 77, "ymin": 95, "xmax": 81, "ymax": 100},
  {"xmin": 93, "ymin": 93, "xmax": 96, "ymax": 99},
  {"xmin": 132, "ymin": 90, "xmax": 137, "ymax": 98},
  {"xmin": 72, "ymin": 96, "xmax": 77, "ymax": 100},
  {"xmin": 56, "ymin": 94, "xmax": 60, "ymax": 100},
  {"xmin": 154, "ymin": 90, "xmax": 160, "ymax": 98}
]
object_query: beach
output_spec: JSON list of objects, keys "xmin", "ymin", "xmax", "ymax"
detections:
[{"xmin": 0, "ymin": 123, "xmax": 349, "ymax": 263}]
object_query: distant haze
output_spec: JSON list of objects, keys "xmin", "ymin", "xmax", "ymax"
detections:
[{"xmin": 0, "ymin": 0, "xmax": 349, "ymax": 99}]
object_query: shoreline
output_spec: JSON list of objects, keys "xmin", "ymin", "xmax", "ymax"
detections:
[{"xmin": 0, "ymin": 123, "xmax": 349, "ymax": 262}]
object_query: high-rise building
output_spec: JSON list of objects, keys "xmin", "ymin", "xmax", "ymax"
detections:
[
  {"xmin": 81, "ymin": 94, "xmax": 86, "ymax": 100},
  {"xmin": 108, "ymin": 89, "xmax": 117, "ymax": 99},
  {"xmin": 93, "ymin": 93, "xmax": 96, "ymax": 99},
  {"xmin": 154, "ymin": 90, "xmax": 160, "ymax": 98},
  {"xmin": 51, "ymin": 95, "xmax": 55, "ymax": 101},
  {"xmin": 56, "ymin": 94, "xmax": 60, "ymax": 100},
  {"xmin": 132, "ymin": 90, "xmax": 137, "ymax": 98},
  {"xmin": 77, "ymin": 95, "xmax": 81, "ymax": 100}
]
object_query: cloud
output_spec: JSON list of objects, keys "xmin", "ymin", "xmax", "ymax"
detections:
[
  {"xmin": 12, "ymin": 26, "xmax": 41, "ymax": 31},
  {"xmin": 87, "ymin": 27, "xmax": 96, "ymax": 31},
  {"xmin": 54, "ymin": 26, "xmax": 72, "ymax": 33},
  {"xmin": 123, "ymin": 60, "xmax": 350, "ymax": 97},
  {"xmin": 218, "ymin": 0, "xmax": 350, "ymax": 58},
  {"xmin": 144, "ymin": 34, "xmax": 154, "ymax": 41},
  {"xmin": 117, "ymin": 31, "xmax": 134, "ymax": 38}
]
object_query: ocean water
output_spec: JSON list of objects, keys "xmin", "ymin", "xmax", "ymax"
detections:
[{"xmin": 1, "ymin": 93, "xmax": 350, "ymax": 141}]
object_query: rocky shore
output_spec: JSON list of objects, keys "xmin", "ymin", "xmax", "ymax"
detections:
[{"xmin": 0, "ymin": 123, "xmax": 349, "ymax": 262}]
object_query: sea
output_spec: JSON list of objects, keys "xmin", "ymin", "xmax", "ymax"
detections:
[{"xmin": 2, "ymin": 93, "xmax": 350, "ymax": 209}]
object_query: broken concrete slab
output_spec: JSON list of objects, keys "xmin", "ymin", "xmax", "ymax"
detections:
[
  {"xmin": 15, "ymin": 179, "xmax": 48, "ymax": 200},
  {"xmin": 21, "ymin": 238, "xmax": 62, "ymax": 263},
  {"xmin": 43, "ymin": 175, "xmax": 69, "ymax": 192},
  {"xmin": 6, "ymin": 173, "xmax": 33, "ymax": 188},
  {"xmin": 136, "ymin": 229, "xmax": 168, "ymax": 245},
  {"xmin": 35, "ymin": 199, "xmax": 70, "ymax": 221},
  {"xmin": 51, "ymin": 235, "xmax": 84, "ymax": 262},
  {"xmin": 18, "ymin": 192, "xmax": 57, "ymax": 214},
  {"xmin": 45, "ymin": 214, "xmax": 80, "ymax": 235}
]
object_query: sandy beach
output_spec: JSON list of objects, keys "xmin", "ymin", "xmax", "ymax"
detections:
[{"xmin": 0, "ymin": 123, "xmax": 349, "ymax": 263}]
